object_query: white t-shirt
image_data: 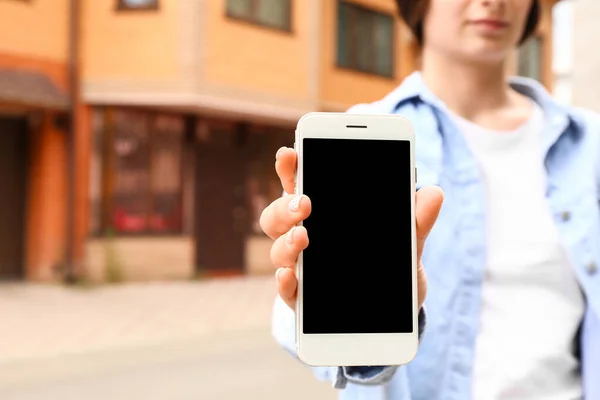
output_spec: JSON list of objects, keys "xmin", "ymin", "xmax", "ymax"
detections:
[{"xmin": 448, "ymin": 103, "xmax": 585, "ymax": 400}]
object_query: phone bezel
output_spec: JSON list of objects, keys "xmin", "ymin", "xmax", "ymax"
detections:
[{"xmin": 294, "ymin": 112, "xmax": 419, "ymax": 367}]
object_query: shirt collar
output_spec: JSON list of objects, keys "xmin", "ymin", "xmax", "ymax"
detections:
[{"xmin": 381, "ymin": 71, "xmax": 584, "ymax": 140}]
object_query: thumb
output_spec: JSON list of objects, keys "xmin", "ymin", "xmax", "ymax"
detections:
[{"xmin": 415, "ymin": 186, "xmax": 444, "ymax": 260}]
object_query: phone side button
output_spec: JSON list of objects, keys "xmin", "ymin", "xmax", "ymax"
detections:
[{"xmin": 415, "ymin": 167, "xmax": 418, "ymax": 184}]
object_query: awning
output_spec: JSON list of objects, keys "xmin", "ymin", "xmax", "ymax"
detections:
[{"xmin": 0, "ymin": 68, "xmax": 69, "ymax": 111}]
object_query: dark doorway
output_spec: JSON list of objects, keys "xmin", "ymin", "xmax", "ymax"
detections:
[
  {"xmin": 0, "ymin": 117, "xmax": 28, "ymax": 280},
  {"xmin": 194, "ymin": 126, "xmax": 248, "ymax": 276}
]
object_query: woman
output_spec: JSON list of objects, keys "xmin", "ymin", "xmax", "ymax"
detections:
[{"xmin": 261, "ymin": 0, "xmax": 600, "ymax": 398}]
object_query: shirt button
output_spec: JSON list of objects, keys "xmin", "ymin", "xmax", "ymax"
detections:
[
  {"xmin": 561, "ymin": 211, "xmax": 571, "ymax": 222},
  {"xmin": 586, "ymin": 261, "xmax": 598, "ymax": 276}
]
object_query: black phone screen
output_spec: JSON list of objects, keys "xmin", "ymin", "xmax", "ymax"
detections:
[{"xmin": 301, "ymin": 138, "xmax": 414, "ymax": 334}]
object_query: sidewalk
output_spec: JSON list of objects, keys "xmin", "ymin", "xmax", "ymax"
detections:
[
  {"xmin": 0, "ymin": 276, "xmax": 338, "ymax": 400},
  {"xmin": 0, "ymin": 276, "xmax": 276, "ymax": 363}
]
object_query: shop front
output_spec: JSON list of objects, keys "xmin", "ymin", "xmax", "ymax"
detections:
[{"xmin": 85, "ymin": 106, "xmax": 292, "ymax": 282}]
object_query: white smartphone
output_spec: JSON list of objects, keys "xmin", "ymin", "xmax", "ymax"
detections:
[{"xmin": 294, "ymin": 112, "xmax": 418, "ymax": 367}]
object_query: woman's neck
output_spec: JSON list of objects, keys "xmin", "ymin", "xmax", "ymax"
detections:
[{"xmin": 420, "ymin": 48, "xmax": 514, "ymax": 121}]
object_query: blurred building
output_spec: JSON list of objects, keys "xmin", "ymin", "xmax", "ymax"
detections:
[
  {"xmin": 570, "ymin": 0, "xmax": 600, "ymax": 110},
  {"xmin": 0, "ymin": 0, "xmax": 74, "ymax": 281},
  {"xmin": 551, "ymin": 0, "xmax": 573, "ymax": 105},
  {"xmin": 0, "ymin": 0, "xmax": 559, "ymax": 283}
]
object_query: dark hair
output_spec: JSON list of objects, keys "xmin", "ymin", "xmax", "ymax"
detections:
[{"xmin": 395, "ymin": 0, "xmax": 541, "ymax": 46}]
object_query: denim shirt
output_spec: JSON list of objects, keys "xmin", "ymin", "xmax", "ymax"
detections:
[{"xmin": 271, "ymin": 72, "xmax": 600, "ymax": 400}]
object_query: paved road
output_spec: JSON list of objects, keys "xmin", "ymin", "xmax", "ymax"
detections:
[
  {"xmin": 0, "ymin": 277, "xmax": 276, "ymax": 362},
  {"xmin": 0, "ymin": 278, "xmax": 338, "ymax": 399},
  {"xmin": 0, "ymin": 328, "xmax": 337, "ymax": 400}
]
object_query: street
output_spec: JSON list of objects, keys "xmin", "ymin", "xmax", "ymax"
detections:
[{"xmin": 0, "ymin": 277, "xmax": 337, "ymax": 400}]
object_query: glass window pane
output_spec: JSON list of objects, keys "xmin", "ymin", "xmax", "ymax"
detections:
[
  {"xmin": 120, "ymin": 0, "xmax": 157, "ymax": 9},
  {"xmin": 257, "ymin": 0, "xmax": 291, "ymax": 29},
  {"xmin": 150, "ymin": 115, "xmax": 184, "ymax": 233},
  {"xmin": 336, "ymin": 2, "xmax": 394, "ymax": 77},
  {"xmin": 356, "ymin": 12, "xmax": 373, "ymax": 72},
  {"xmin": 373, "ymin": 14, "xmax": 394, "ymax": 76},
  {"xmin": 227, "ymin": 0, "xmax": 252, "ymax": 18},
  {"xmin": 89, "ymin": 109, "xmax": 104, "ymax": 236},
  {"xmin": 337, "ymin": 2, "xmax": 350, "ymax": 68},
  {"xmin": 112, "ymin": 110, "xmax": 151, "ymax": 234},
  {"xmin": 518, "ymin": 37, "xmax": 542, "ymax": 81}
]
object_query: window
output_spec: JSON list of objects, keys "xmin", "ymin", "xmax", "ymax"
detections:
[
  {"xmin": 337, "ymin": 1, "xmax": 395, "ymax": 77},
  {"xmin": 93, "ymin": 110, "xmax": 184, "ymax": 235},
  {"xmin": 518, "ymin": 36, "xmax": 542, "ymax": 82},
  {"xmin": 117, "ymin": 0, "xmax": 158, "ymax": 11},
  {"xmin": 89, "ymin": 110, "xmax": 104, "ymax": 236},
  {"xmin": 226, "ymin": 0, "xmax": 292, "ymax": 31}
]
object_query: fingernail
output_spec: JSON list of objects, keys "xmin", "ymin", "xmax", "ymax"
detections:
[
  {"xmin": 275, "ymin": 268, "xmax": 284, "ymax": 283},
  {"xmin": 286, "ymin": 227, "xmax": 296, "ymax": 245},
  {"xmin": 276, "ymin": 147, "xmax": 287, "ymax": 160},
  {"xmin": 288, "ymin": 195, "xmax": 303, "ymax": 212}
]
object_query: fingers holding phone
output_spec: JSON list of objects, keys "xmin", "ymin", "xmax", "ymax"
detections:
[
  {"xmin": 270, "ymin": 226, "xmax": 309, "ymax": 269},
  {"xmin": 275, "ymin": 146, "xmax": 297, "ymax": 195},
  {"xmin": 260, "ymin": 157, "xmax": 310, "ymax": 309},
  {"xmin": 260, "ymin": 194, "xmax": 310, "ymax": 240},
  {"xmin": 272, "ymin": 225, "xmax": 309, "ymax": 309},
  {"xmin": 270, "ymin": 225, "xmax": 307, "ymax": 310}
]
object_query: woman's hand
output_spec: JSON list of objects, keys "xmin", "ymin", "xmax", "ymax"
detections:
[{"xmin": 260, "ymin": 146, "xmax": 444, "ymax": 311}]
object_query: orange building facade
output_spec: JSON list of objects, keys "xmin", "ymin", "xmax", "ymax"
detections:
[
  {"xmin": 0, "ymin": 0, "xmax": 73, "ymax": 281},
  {"xmin": 0, "ymin": 0, "xmax": 558, "ymax": 282}
]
